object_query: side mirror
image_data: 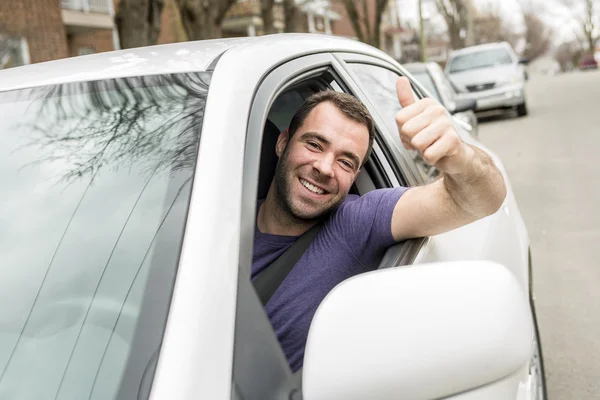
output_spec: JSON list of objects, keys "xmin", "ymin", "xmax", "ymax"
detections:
[
  {"xmin": 303, "ymin": 261, "xmax": 533, "ymax": 400},
  {"xmin": 451, "ymin": 97, "xmax": 477, "ymax": 114}
]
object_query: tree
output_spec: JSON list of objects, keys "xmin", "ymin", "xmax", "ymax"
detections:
[
  {"xmin": 472, "ymin": 6, "xmax": 518, "ymax": 48},
  {"xmin": 555, "ymin": 39, "xmax": 583, "ymax": 70},
  {"xmin": 176, "ymin": 0, "xmax": 238, "ymax": 40},
  {"xmin": 116, "ymin": 0, "xmax": 165, "ymax": 49},
  {"xmin": 522, "ymin": 12, "xmax": 552, "ymax": 60},
  {"xmin": 338, "ymin": 0, "xmax": 389, "ymax": 48},
  {"xmin": 435, "ymin": 0, "xmax": 469, "ymax": 49},
  {"xmin": 283, "ymin": 0, "xmax": 305, "ymax": 33},
  {"xmin": 22, "ymin": 73, "xmax": 210, "ymax": 184},
  {"xmin": 261, "ymin": 0, "xmax": 277, "ymax": 34},
  {"xmin": 561, "ymin": 0, "xmax": 599, "ymax": 54}
]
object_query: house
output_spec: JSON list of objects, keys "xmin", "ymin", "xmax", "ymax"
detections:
[{"xmin": 0, "ymin": 0, "xmax": 119, "ymax": 67}]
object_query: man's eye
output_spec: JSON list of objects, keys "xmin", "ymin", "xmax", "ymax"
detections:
[
  {"xmin": 307, "ymin": 141, "xmax": 321, "ymax": 150},
  {"xmin": 341, "ymin": 160, "xmax": 354, "ymax": 169}
]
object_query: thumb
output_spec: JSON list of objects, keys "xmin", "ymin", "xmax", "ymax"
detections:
[{"xmin": 396, "ymin": 77, "xmax": 416, "ymax": 108}]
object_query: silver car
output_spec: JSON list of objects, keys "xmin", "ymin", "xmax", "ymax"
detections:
[
  {"xmin": 445, "ymin": 42, "xmax": 529, "ymax": 117},
  {"xmin": 404, "ymin": 61, "xmax": 480, "ymax": 138}
]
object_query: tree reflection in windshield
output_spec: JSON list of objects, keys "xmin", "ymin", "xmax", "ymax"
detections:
[
  {"xmin": 22, "ymin": 73, "xmax": 209, "ymax": 184},
  {"xmin": 0, "ymin": 72, "xmax": 210, "ymax": 400}
]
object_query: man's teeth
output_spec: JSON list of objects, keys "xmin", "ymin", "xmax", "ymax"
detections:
[{"xmin": 300, "ymin": 178, "xmax": 325, "ymax": 194}]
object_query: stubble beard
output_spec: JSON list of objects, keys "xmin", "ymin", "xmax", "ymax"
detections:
[{"xmin": 273, "ymin": 146, "xmax": 345, "ymax": 224}]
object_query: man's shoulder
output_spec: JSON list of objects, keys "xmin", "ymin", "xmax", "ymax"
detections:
[{"xmin": 327, "ymin": 187, "xmax": 409, "ymax": 226}]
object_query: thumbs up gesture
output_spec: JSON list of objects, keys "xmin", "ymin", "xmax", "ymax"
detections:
[{"xmin": 394, "ymin": 77, "xmax": 472, "ymax": 175}]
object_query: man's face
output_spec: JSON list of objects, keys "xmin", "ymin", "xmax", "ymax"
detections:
[{"xmin": 273, "ymin": 102, "xmax": 370, "ymax": 221}]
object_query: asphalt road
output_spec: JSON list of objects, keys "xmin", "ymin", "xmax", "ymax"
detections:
[{"xmin": 478, "ymin": 69, "xmax": 600, "ymax": 400}]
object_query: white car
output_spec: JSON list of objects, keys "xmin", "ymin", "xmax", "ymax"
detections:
[
  {"xmin": 0, "ymin": 34, "xmax": 545, "ymax": 400},
  {"xmin": 445, "ymin": 42, "xmax": 529, "ymax": 117}
]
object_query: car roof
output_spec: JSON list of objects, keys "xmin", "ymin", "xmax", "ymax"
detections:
[
  {"xmin": 448, "ymin": 41, "xmax": 512, "ymax": 58},
  {"xmin": 403, "ymin": 62, "xmax": 429, "ymax": 73},
  {"xmin": 0, "ymin": 34, "xmax": 391, "ymax": 92}
]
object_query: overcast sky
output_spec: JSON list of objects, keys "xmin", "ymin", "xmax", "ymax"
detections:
[{"xmin": 395, "ymin": 0, "xmax": 587, "ymax": 46}]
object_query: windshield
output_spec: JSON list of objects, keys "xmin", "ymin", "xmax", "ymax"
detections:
[
  {"xmin": 410, "ymin": 71, "xmax": 442, "ymax": 103},
  {"xmin": 448, "ymin": 48, "xmax": 513, "ymax": 73},
  {"xmin": 0, "ymin": 72, "xmax": 210, "ymax": 399}
]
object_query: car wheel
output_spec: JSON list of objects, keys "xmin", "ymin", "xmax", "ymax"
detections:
[
  {"xmin": 530, "ymin": 310, "xmax": 548, "ymax": 399},
  {"xmin": 517, "ymin": 102, "xmax": 528, "ymax": 117}
]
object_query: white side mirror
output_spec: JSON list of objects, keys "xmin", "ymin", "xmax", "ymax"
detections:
[{"xmin": 302, "ymin": 261, "xmax": 533, "ymax": 400}]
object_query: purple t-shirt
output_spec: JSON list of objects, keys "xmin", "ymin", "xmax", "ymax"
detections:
[{"xmin": 252, "ymin": 187, "xmax": 409, "ymax": 371}]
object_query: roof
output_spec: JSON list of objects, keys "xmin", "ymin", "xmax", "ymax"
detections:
[
  {"xmin": 448, "ymin": 41, "xmax": 513, "ymax": 57},
  {"xmin": 0, "ymin": 34, "xmax": 388, "ymax": 92}
]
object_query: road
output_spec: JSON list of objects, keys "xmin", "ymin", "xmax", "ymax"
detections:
[{"xmin": 478, "ymin": 69, "xmax": 600, "ymax": 400}]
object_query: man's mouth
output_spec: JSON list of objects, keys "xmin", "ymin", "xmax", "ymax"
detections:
[{"xmin": 299, "ymin": 178, "xmax": 326, "ymax": 195}]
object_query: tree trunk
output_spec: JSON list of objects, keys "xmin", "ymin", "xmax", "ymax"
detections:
[
  {"xmin": 283, "ymin": 0, "xmax": 299, "ymax": 32},
  {"xmin": 261, "ymin": 0, "xmax": 276, "ymax": 34},
  {"xmin": 116, "ymin": 0, "xmax": 164, "ymax": 49},
  {"xmin": 176, "ymin": 0, "xmax": 236, "ymax": 41}
]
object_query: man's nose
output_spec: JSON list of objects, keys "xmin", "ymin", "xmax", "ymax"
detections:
[{"xmin": 313, "ymin": 153, "xmax": 335, "ymax": 178}]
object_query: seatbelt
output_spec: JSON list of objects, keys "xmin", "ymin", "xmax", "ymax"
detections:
[{"xmin": 253, "ymin": 222, "xmax": 323, "ymax": 306}]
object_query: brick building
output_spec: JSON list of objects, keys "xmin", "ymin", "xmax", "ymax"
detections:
[
  {"xmin": 1, "ymin": 0, "xmax": 407, "ymax": 69},
  {"xmin": 0, "ymin": 0, "xmax": 119, "ymax": 68}
]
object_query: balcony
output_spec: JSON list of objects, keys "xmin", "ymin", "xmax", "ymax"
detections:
[
  {"xmin": 61, "ymin": 0, "xmax": 115, "ymax": 31},
  {"xmin": 60, "ymin": 0, "xmax": 113, "ymax": 14}
]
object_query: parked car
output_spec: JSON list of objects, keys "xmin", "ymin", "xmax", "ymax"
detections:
[
  {"xmin": 579, "ymin": 54, "xmax": 598, "ymax": 70},
  {"xmin": 404, "ymin": 61, "xmax": 480, "ymax": 139},
  {"xmin": 0, "ymin": 34, "xmax": 545, "ymax": 400},
  {"xmin": 445, "ymin": 42, "xmax": 529, "ymax": 117}
]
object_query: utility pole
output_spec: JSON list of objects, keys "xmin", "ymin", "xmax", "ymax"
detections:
[
  {"xmin": 465, "ymin": 0, "xmax": 474, "ymax": 46},
  {"xmin": 419, "ymin": 0, "xmax": 427, "ymax": 61}
]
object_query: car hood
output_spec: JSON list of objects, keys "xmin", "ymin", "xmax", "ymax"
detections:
[{"xmin": 447, "ymin": 64, "xmax": 518, "ymax": 86}]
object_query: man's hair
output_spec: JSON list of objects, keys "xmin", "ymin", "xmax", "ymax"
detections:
[{"xmin": 287, "ymin": 90, "xmax": 375, "ymax": 167}]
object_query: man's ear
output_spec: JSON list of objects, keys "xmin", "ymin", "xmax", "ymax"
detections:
[{"xmin": 275, "ymin": 129, "xmax": 290, "ymax": 157}]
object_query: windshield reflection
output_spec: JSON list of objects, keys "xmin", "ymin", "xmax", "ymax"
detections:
[{"xmin": 0, "ymin": 72, "xmax": 210, "ymax": 399}]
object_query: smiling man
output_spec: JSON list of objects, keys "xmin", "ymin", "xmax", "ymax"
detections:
[{"xmin": 253, "ymin": 77, "xmax": 507, "ymax": 372}]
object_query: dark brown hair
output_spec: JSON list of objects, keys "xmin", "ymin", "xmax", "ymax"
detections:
[{"xmin": 288, "ymin": 90, "xmax": 375, "ymax": 167}]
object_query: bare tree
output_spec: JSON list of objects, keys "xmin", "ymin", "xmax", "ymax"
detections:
[
  {"xmin": 336, "ymin": 0, "xmax": 388, "ymax": 48},
  {"xmin": 283, "ymin": 0, "xmax": 305, "ymax": 32},
  {"xmin": 176, "ymin": 0, "xmax": 238, "ymax": 40},
  {"xmin": 471, "ymin": 4, "xmax": 520, "ymax": 49},
  {"xmin": 561, "ymin": 0, "xmax": 599, "ymax": 54},
  {"xmin": 555, "ymin": 40, "xmax": 583, "ymax": 70},
  {"xmin": 261, "ymin": 0, "xmax": 277, "ymax": 34},
  {"xmin": 435, "ymin": 0, "xmax": 468, "ymax": 49},
  {"xmin": 522, "ymin": 12, "xmax": 552, "ymax": 60},
  {"xmin": 21, "ymin": 73, "xmax": 210, "ymax": 184},
  {"xmin": 116, "ymin": 0, "xmax": 165, "ymax": 49}
]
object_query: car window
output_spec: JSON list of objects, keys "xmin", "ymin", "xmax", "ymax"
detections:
[
  {"xmin": 428, "ymin": 65, "xmax": 457, "ymax": 104},
  {"xmin": 0, "ymin": 72, "xmax": 209, "ymax": 399},
  {"xmin": 448, "ymin": 48, "xmax": 513, "ymax": 73},
  {"xmin": 347, "ymin": 63, "xmax": 437, "ymax": 182},
  {"xmin": 409, "ymin": 70, "xmax": 442, "ymax": 103}
]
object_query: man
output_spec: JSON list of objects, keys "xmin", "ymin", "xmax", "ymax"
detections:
[{"xmin": 253, "ymin": 77, "xmax": 506, "ymax": 371}]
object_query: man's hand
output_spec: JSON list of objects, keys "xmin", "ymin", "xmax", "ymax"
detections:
[
  {"xmin": 389, "ymin": 77, "xmax": 507, "ymax": 242},
  {"xmin": 394, "ymin": 76, "xmax": 473, "ymax": 175}
]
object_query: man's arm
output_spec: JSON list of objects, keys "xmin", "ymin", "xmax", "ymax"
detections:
[{"xmin": 390, "ymin": 78, "xmax": 506, "ymax": 242}]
